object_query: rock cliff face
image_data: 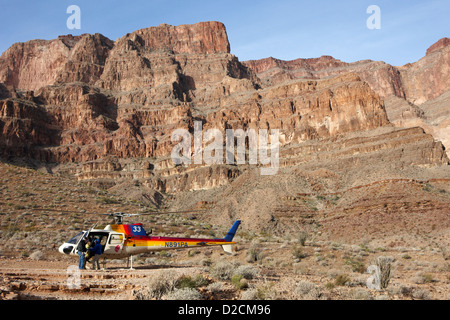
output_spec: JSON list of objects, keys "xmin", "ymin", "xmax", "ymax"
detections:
[
  {"xmin": 243, "ymin": 56, "xmax": 406, "ymax": 99},
  {"xmin": 0, "ymin": 22, "xmax": 448, "ymax": 235},
  {"xmin": 0, "ymin": 34, "xmax": 114, "ymax": 91},
  {"xmin": 243, "ymin": 37, "xmax": 450, "ymax": 158},
  {"xmin": 399, "ymin": 38, "xmax": 450, "ymax": 105}
]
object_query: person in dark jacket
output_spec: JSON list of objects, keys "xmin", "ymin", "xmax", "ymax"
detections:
[
  {"xmin": 89, "ymin": 238, "xmax": 102, "ymax": 270},
  {"xmin": 77, "ymin": 236, "xmax": 87, "ymax": 270}
]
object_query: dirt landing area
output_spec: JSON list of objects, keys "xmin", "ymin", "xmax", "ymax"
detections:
[{"xmin": 0, "ymin": 258, "xmax": 197, "ymax": 300}]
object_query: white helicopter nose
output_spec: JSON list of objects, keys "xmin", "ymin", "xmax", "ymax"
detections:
[{"xmin": 59, "ymin": 243, "xmax": 74, "ymax": 255}]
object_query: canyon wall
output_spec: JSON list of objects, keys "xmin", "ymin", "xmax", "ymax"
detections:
[{"xmin": 0, "ymin": 22, "xmax": 448, "ymax": 234}]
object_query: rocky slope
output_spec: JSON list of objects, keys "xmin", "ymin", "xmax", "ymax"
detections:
[{"xmin": 0, "ymin": 22, "xmax": 449, "ymax": 237}]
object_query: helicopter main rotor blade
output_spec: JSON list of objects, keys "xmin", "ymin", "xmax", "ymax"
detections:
[
  {"xmin": 138, "ymin": 210, "xmax": 208, "ymax": 215},
  {"xmin": 10, "ymin": 207, "xmax": 208, "ymax": 216}
]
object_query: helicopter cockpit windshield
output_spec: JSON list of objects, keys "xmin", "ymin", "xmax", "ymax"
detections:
[{"xmin": 67, "ymin": 231, "xmax": 86, "ymax": 244}]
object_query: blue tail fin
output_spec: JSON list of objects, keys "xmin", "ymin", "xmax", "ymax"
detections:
[{"xmin": 224, "ymin": 220, "xmax": 241, "ymax": 242}]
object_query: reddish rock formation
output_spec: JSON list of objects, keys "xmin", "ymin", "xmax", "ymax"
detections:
[
  {"xmin": 243, "ymin": 56, "xmax": 405, "ymax": 99},
  {"xmin": 400, "ymin": 38, "xmax": 450, "ymax": 104},
  {"xmin": 426, "ymin": 37, "xmax": 450, "ymax": 55},
  {"xmin": 0, "ymin": 34, "xmax": 113, "ymax": 92},
  {"xmin": 243, "ymin": 37, "xmax": 450, "ymax": 157}
]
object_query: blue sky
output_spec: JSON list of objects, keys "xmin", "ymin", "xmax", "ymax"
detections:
[{"xmin": 0, "ymin": 0, "xmax": 448, "ymax": 66}]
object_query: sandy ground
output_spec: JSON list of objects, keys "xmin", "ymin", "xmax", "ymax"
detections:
[
  {"xmin": 0, "ymin": 256, "xmax": 199, "ymax": 300},
  {"xmin": 1, "ymin": 239, "xmax": 449, "ymax": 300}
]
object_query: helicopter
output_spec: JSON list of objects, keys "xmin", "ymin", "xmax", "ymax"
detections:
[{"xmin": 58, "ymin": 212, "xmax": 241, "ymax": 269}]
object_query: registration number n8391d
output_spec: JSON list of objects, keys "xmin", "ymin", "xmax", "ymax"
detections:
[{"xmin": 165, "ymin": 241, "xmax": 188, "ymax": 248}]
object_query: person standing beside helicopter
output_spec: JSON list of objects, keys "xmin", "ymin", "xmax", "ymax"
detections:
[
  {"xmin": 76, "ymin": 235, "xmax": 87, "ymax": 270},
  {"xmin": 89, "ymin": 238, "xmax": 102, "ymax": 270},
  {"xmin": 84, "ymin": 240, "xmax": 93, "ymax": 268}
]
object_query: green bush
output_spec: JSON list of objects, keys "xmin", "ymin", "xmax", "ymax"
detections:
[
  {"xmin": 422, "ymin": 273, "xmax": 434, "ymax": 284},
  {"xmin": 325, "ymin": 282, "xmax": 336, "ymax": 290},
  {"xmin": 292, "ymin": 246, "xmax": 306, "ymax": 260},
  {"xmin": 231, "ymin": 274, "xmax": 248, "ymax": 290},
  {"xmin": 335, "ymin": 274, "xmax": 350, "ymax": 286},
  {"xmin": 345, "ymin": 258, "xmax": 366, "ymax": 273},
  {"xmin": 96, "ymin": 196, "xmax": 121, "ymax": 204},
  {"xmin": 176, "ymin": 274, "xmax": 209, "ymax": 289},
  {"xmin": 298, "ymin": 231, "xmax": 308, "ymax": 246}
]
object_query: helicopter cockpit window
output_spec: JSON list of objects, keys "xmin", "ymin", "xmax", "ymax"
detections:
[
  {"xmin": 109, "ymin": 234, "xmax": 124, "ymax": 245},
  {"xmin": 67, "ymin": 232, "xmax": 85, "ymax": 244}
]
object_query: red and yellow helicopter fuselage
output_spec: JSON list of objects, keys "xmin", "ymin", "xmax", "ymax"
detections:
[{"xmin": 59, "ymin": 220, "xmax": 241, "ymax": 259}]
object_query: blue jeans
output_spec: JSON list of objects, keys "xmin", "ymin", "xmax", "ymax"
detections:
[{"xmin": 78, "ymin": 251, "xmax": 85, "ymax": 269}]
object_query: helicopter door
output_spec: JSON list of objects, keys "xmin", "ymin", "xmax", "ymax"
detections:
[
  {"xmin": 104, "ymin": 233, "xmax": 125, "ymax": 254},
  {"xmin": 62, "ymin": 231, "xmax": 87, "ymax": 255}
]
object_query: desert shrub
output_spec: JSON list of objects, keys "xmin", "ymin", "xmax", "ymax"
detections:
[
  {"xmin": 325, "ymin": 282, "xmax": 336, "ymax": 290},
  {"xmin": 30, "ymin": 250, "xmax": 44, "ymax": 261},
  {"xmin": 440, "ymin": 246, "xmax": 449, "ymax": 260},
  {"xmin": 163, "ymin": 288, "xmax": 203, "ymax": 300},
  {"xmin": 298, "ymin": 231, "xmax": 308, "ymax": 246},
  {"xmin": 210, "ymin": 260, "xmax": 239, "ymax": 280},
  {"xmin": 294, "ymin": 280, "xmax": 321, "ymax": 299},
  {"xmin": 241, "ymin": 288, "xmax": 259, "ymax": 300},
  {"xmin": 3, "ymin": 224, "xmax": 20, "ymax": 239},
  {"xmin": 292, "ymin": 246, "xmax": 306, "ymax": 260},
  {"xmin": 241, "ymin": 283, "xmax": 278, "ymax": 300},
  {"xmin": 422, "ymin": 273, "xmax": 434, "ymax": 283},
  {"xmin": 398, "ymin": 285, "xmax": 413, "ymax": 297},
  {"xmin": 148, "ymin": 271, "xmax": 178, "ymax": 299},
  {"xmin": 233, "ymin": 265, "xmax": 259, "ymax": 280},
  {"xmin": 345, "ymin": 257, "xmax": 366, "ymax": 273},
  {"xmin": 327, "ymin": 269, "xmax": 342, "ymax": 279},
  {"xmin": 207, "ymin": 282, "xmax": 224, "ymax": 294},
  {"xmin": 246, "ymin": 246, "xmax": 264, "ymax": 263},
  {"xmin": 202, "ymin": 257, "xmax": 213, "ymax": 267},
  {"xmin": 176, "ymin": 274, "xmax": 209, "ymax": 289},
  {"xmin": 129, "ymin": 289, "xmax": 152, "ymax": 300},
  {"xmin": 335, "ymin": 274, "xmax": 351, "ymax": 286},
  {"xmin": 253, "ymin": 283, "xmax": 278, "ymax": 300},
  {"xmin": 350, "ymin": 288, "xmax": 373, "ymax": 300},
  {"xmin": 412, "ymin": 289, "xmax": 433, "ymax": 300},
  {"xmin": 96, "ymin": 196, "xmax": 120, "ymax": 204},
  {"xmin": 231, "ymin": 274, "xmax": 248, "ymax": 290},
  {"xmin": 413, "ymin": 272, "xmax": 434, "ymax": 284},
  {"xmin": 295, "ymin": 280, "xmax": 316, "ymax": 295}
]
